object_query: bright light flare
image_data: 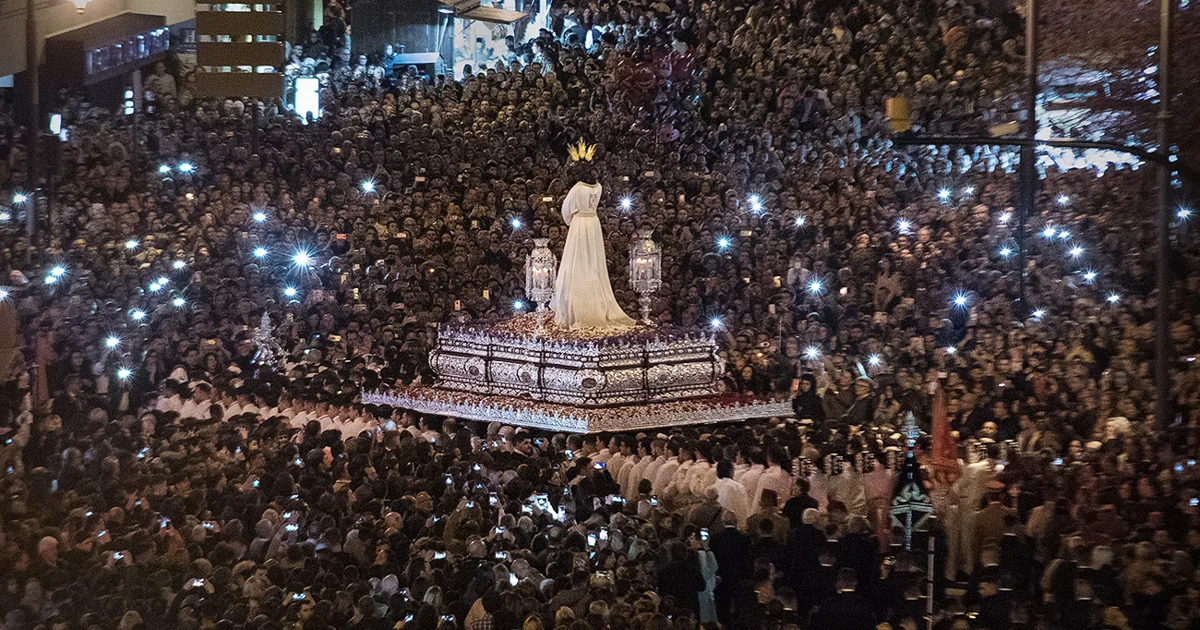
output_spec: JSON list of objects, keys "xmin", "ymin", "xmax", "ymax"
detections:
[
  {"xmin": 0, "ymin": 288, "xmax": 8, "ymax": 301},
  {"xmin": 0, "ymin": 212, "xmax": 10, "ymax": 222},
  {"xmin": 937, "ymin": 188, "xmax": 951, "ymax": 202},
  {"xmin": 124, "ymin": 239, "xmax": 139, "ymax": 250},
  {"xmin": 1178, "ymin": 207, "xmax": 1193, "ymax": 220},
  {"xmin": 952, "ymin": 293, "xmax": 969, "ymax": 308},
  {"xmin": 803, "ymin": 345, "xmax": 821, "ymax": 360},
  {"xmin": 172, "ymin": 260, "xmax": 186, "ymax": 270},
  {"xmin": 360, "ymin": 180, "xmax": 376, "ymax": 193},
  {"xmin": 709, "ymin": 317, "xmax": 723, "ymax": 329},
  {"xmin": 716, "ymin": 237, "xmax": 731, "ymax": 251},
  {"xmin": 158, "ymin": 164, "xmax": 171, "ymax": 174},
  {"xmin": 1068, "ymin": 245, "xmax": 1084, "ymax": 258},
  {"xmin": 1082, "ymin": 270, "xmax": 1097, "ymax": 283},
  {"xmin": 1107, "ymin": 293, "xmax": 1121, "ymax": 304},
  {"xmin": 1056, "ymin": 194, "xmax": 1070, "ymax": 206},
  {"xmin": 794, "ymin": 216, "xmax": 806, "ymax": 227},
  {"xmin": 748, "ymin": 195, "xmax": 763, "ymax": 213},
  {"xmin": 1031, "ymin": 308, "xmax": 1046, "ymax": 319},
  {"xmin": 999, "ymin": 246, "xmax": 1013, "ymax": 258},
  {"xmin": 178, "ymin": 162, "xmax": 195, "ymax": 173},
  {"xmin": 104, "ymin": 336, "xmax": 121, "ymax": 349},
  {"xmin": 998, "ymin": 211, "xmax": 1011, "ymax": 224},
  {"xmin": 117, "ymin": 368, "xmax": 133, "ymax": 380},
  {"xmin": 513, "ymin": 300, "xmax": 526, "ymax": 311},
  {"xmin": 1057, "ymin": 229, "xmax": 1071, "ymax": 240},
  {"xmin": 945, "ymin": 346, "xmax": 958, "ymax": 355},
  {"xmin": 292, "ymin": 251, "xmax": 313, "ymax": 268},
  {"xmin": 50, "ymin": 266, "xmax": 66, "ymax": 278},
  {"xmin": 13, "ymin": 193, "xmax": 29, "ymax": 204},
  {"xmin": 962, "ymin": 186, "xmax": 976, "ymax": 196},
  {"xmin": 806, "ymin": 279, "xmax": 824, "ymax": 295},
  {"xmin": 867, "ymin": 354, "xmax": 882, "ymax": 367},
  {"xmin": 896, "ymin": 219, "xmax": 912, "ymax": 234},
  {"xmin": 620, "ymin": 197, "xmax": 633, "ymax": 210},
  {"xmin": 131, "ymin": 309, "xmax": 146, "ymax": 321},
  {"xmin": 511, "ymin": 217, "xmax": 522, "ymax": 229},
  {"xmin": 253, "ymin": 211, "xmax": 268, "ymax": 223},
  {"xmin": 172, "ymin": 296, "xmax": 187, "ymax": 308},
  {"xmin": 283, "ymin": 287, "xmax": 298, "ymax": 298},
  {"xmin": 148, "ymin": 281, "xmax": 163, "ymax": 293},
  {"xmin": 1042, "ymin": 226, "xmax": 1057, "ymax": 238},
  {"xmin": 253, "ymin": 247, "xmax": 268, "ymax": 259},
  {"xmin": 44, "ymin": 275, "xmax": 57, "ymax": 285}
]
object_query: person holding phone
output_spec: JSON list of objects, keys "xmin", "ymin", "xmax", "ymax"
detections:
[
  {"xmin": 658, "ymin": 539, "xmax": 706, "ymax": 617},
  {"xmin": 692, "ymin": 528, "xmax": 720, "ymax": 624}
]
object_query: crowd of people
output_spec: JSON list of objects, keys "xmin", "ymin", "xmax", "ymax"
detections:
[{"xmin": 2, "ymin": 0, "xmax": 1200, "ymax": 628}]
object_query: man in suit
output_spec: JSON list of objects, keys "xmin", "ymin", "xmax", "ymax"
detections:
[
  {"xmin": 810, "ymin": 568, "xmax": 876, "ymax": 630},
  {"xmin": 710, "ymin": 510, "xmax": 751, "ymax": 628},
  {"xmin": 974, "ymin": 481, "xmax": 1017, "ymax": 570},
  {"xmin": 786, "ymin": 507, "xmax": 829, "ymax": 614},
  {"xmin": 782, "ymin": 476, "xmax": 819, "ymax": 529}
]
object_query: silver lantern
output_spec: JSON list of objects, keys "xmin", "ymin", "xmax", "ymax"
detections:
[
  {"xmin": 525, "ymin": 238, "xmax": 557, "ymax": 329},
  {"xmin": 628, "ymin": 228, "xmax": 661, "ymax": 325}
]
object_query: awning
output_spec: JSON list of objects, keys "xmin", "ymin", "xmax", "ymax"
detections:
[
  {"xmin": 44, "ymin": 13, "xmax": 169, "ymax": 87},
  {"xmin": 392, "ymin": 52, "xmax": 442, "ymax": 68},
  {"xmin": 460, "ymin": 6, "xmax": 526, "ymax": 23},
  {"xmin": 438, "ymin": 1, "xmax": 527, "ymax": 24},
  {"xmin": 48, "ymin": 13, "xmax": 166, "ymax": 49}
]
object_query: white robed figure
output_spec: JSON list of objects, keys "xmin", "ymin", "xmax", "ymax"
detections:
[{"xmin": 550, "ymin": 164, "xmax": 635, "ymax": 330}]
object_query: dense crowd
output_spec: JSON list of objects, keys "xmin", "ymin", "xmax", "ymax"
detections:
[{"xmin": 2, "ymin": 0, "xmax": 1200, "ymax": 628}]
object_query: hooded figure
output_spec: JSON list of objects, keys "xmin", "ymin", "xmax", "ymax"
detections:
[{"xmin": 792, "ymin": 373, "xmax": 825, "ymax": 423}]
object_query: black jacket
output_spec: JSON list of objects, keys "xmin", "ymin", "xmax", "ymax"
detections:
[{"xmin": 811, "ymin": 591, "xmax": 876, "ymax": 630}]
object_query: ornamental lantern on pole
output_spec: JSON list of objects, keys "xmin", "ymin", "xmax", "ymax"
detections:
[
  {"xmin": 628, "ymin": 228, "xmax": 661, "ymax": 325},
  {"xmin": 525, "ymin": 238, "xmax": 557, "ymax": 329}
]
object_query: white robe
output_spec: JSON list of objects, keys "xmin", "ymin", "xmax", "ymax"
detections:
[
  {"xmin": 550, "ymin": 182, "xmax": 635, "ymax": 329},
  {"xmin": 713, "ymin": 477, "xmax": 752, "ymax": 529}
]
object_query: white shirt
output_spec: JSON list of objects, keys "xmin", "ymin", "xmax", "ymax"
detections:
[
  {"xmin": 713, "ymin": 477, "xmax": 752, "ymax": 528},
  {"xmin": 739, "ymin": 464, "xmax": 765, "ymax": 501},
  {"xmin": 156, "ymin": 394, "xmax": 183, "ymax": 414},
  {"xmin": 666, "ymin": 460, "xmax": 695, "ymax": 497},
  {"xmin": 687, "ymin": 461, "xmax": 716, "ymax": 498},
  {"xmin": 752, "ymin": 466, "xmax": 795, "ymax": 511},
  {"xmin": 827, "ymin": 469, "xmax": 867, "ymax": 517},
  {"xmin": 625, "ymin": 456, "xmax": 652, "ymax": 499},
  {"xmin": 652, "ymin": 459, "xmax": 680, "ymax": 496},
  {"xmin": 642, "ymin": 456, "xmax": 667, "ymax": 492},
  {"xmin": 607, "ymin": 453, "xmax": 627, "ymax": 482},
  {"xmin": 179, "ymin": 398, "xmax": 211, "ymax": 420},
  {"xmin": 732, "ymin": 463, "xmax": 750, "ymax": 484}
]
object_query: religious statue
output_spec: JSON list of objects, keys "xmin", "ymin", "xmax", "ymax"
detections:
[{"xmin": 549, "ymin": 141, "xmax": 635, "ymax": 330}]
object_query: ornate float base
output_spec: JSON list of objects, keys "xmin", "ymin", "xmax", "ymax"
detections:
[
  {"xmin": 429, "ymin": 314, "xmax": 724, "ymax": 407},
  {"xmin": 362, "ymin": 387, "xmax": 794, "ymax": 434}
]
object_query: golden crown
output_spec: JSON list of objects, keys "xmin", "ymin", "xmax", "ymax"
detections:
[{"xmin": 567, "ymin": 139, "xmax": 596, "ymax": 162}]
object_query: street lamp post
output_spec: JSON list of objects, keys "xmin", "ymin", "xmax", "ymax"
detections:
[
  {"xmin": 1155, "ymin": 0, "xmax": 1174, "ymax": 429},
  {"xmin": 1017, "ymin": 0, "xmax": 1038, "ymax": 315},
  {"xmin": 25, "ymin": 0, "xmax": 38, "ymax": 237}
]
